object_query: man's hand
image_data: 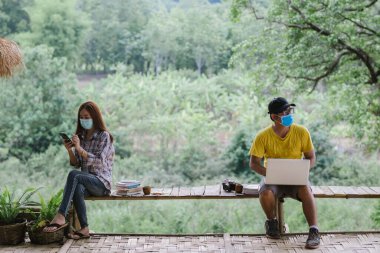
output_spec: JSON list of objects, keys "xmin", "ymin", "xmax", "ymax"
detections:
[{"xmin": 304, "ymin": 150, "xmax": 316, "ymax": 168}]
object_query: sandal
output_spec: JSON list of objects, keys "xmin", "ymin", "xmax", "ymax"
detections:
[
  {"xmin": 43, "ymin": 222, "xmax": 68, "ymax": 233},
  {"xmin": 67, "ymin": 231, "xmax": 91, "ymax": 240}
]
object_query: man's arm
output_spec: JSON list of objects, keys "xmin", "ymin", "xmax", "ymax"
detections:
[
  {"xmin": 249, "ymin": 155, "xmax": 266, "ymax": 176},
  {"xmin": 304, "ymin": 149, "xmax": 316, "ymax": 168}
]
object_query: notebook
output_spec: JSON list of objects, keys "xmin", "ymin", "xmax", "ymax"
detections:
[{"xmin": 265, "ymin": 158, "xmax": 310, "ymax": 185}]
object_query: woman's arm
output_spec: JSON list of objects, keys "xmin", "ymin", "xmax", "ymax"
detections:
[
  {"xmin": 84, "ymin": 132, "xmax": 112, "ymax": 167},
  {"xmin": 72, "ymin": 134, "xmax": 88, "ymax": 162},
  {"xmin": 73, "ymin": 132, "xmax": 112, "ymax": 167}
]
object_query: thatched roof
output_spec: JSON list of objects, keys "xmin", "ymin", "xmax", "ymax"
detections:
[{"xmin": 0, "ymin": 38, "xmax": 23, "ymax": 77}]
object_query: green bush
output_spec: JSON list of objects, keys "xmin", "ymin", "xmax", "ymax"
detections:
[
  {"xmin": 224, "ymin": 130, "xmax": 250, "ymax": 176},
  {"xmin": 371, "ymin": 200, "xmax": 380, "ymax": 228},
  {"xmin": 0, "ymin": 45, "xmax": 81, "ymax": 160},
  {"xmin": 0, "ymin": 187, "xmax": 40, "ymax": 225},
  {"xmin": 30, "ymin": 189, "xmax": 63, "ymax": 231},
  {"xmin": 328, "ymin": 152, "xmax": 380, "ymax": 186},
  {"xmin": 308, "ymin": 122, "xmax": 339, "ymax": 185}
]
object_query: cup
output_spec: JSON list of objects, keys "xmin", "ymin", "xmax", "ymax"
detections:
[
  {"xmin": 143, "ymin": 186, "xmax": 151, "ymax": 195},
  {"xmin": 235, "ymin": 183, "xmax": 243, "ymax": 194}
]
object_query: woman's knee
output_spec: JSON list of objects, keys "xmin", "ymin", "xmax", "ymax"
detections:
[{"xmin": 68, "ymin": 170, "xmax": 82, "ymax": 181}]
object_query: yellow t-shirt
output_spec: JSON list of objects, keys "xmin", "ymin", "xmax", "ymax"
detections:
[{"xmin": 249, "ymin": 124, "xmax": 314, "ymax": 167}]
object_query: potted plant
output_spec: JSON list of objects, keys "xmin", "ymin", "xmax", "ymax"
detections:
[
  {"xmin": 27, "ymin": 189, "xmax": 67, "ymax": 244},
  {"xmin": 0, "ymin": 187, "xmax": 40, "ymax": 245}
]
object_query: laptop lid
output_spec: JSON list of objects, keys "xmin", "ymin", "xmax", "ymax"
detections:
[{"xmin": 265, "ymin": 158, "xmax": 310, "ymax": 185}]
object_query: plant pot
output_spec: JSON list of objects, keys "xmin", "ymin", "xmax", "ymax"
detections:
[
  {"xmin": 26, "ymin": 221, "xmax": 66, "ymax": 244},
  {"xmin": 0, "ymin": 219, "xmax": 27, "ymax": 245}
]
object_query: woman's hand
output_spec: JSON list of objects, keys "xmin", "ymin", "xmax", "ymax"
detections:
[
  {"xmin": 72, "ymin": 135, "xmax": 81, "ymax": 150},
  {"xmin": 65, "ymin": 135, "xmax": 79, "ymax": 166},
  {"xmin": 63, "ymin": 140, "xmax": 74, "ymax": 150}
]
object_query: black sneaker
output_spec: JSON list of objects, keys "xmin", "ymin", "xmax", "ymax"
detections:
[
  {"xmin": 305, "ymin": 227, "xmax": 320, "ymax": 249},
  {"xmin": 265, "ymin": 219, "xmax": 281, "ymax": 239}
]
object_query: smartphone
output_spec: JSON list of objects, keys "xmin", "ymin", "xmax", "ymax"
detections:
[{"xmin": 59, "ymin": 132, "xmax": 72, "ymax": 142}]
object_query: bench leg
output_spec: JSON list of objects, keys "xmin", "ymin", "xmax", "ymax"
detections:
[
  {"xmin": 275, "ymin": 198, "xmax": 285, "ymax": 234},
  {"xmin": 68, "ymin": 205, "xmax": 81, "ymax": 233}
]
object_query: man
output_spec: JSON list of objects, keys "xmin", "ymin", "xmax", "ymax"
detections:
[{"xmin": 249, "ymin": 97, "xmax": 320, "ymax": 249}]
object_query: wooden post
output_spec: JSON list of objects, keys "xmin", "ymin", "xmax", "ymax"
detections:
[
  {"xmin": 68, "ymin": 206, "xmax": 81, "ymax": 233},
  {"xmin": 73, "ymin": 208, "xmax": 81, "ymax": 231},
  {"xmin": 275, "ymin": 197, "xmax": 285, "ymax": 234}
]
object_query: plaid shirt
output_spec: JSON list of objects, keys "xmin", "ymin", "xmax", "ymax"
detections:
[{"xmin": 74, "ymin": 130, "xmax": 114, "ymax": 191}]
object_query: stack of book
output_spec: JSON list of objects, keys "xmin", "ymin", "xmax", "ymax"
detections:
[{"xmin": 115, "ymin": 180, "xmax": 143, "ymax": 196}]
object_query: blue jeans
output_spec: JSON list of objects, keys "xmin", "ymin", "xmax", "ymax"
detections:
[{"xmin": 58, "ymin": 170, "xmax": 108, "ymax": 228}]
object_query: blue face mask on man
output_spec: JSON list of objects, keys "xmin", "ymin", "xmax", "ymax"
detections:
[
  {"xmin": 280, "ymin": 114, "xmax": 294, "ymax": 127},
  {"xmin": 80, "ymin": 119, "xmax": 93, "ymax": 130}
]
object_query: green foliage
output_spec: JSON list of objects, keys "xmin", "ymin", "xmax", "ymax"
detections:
[
  {"xmin": 328, "ymin": 152, "xmax": 380, "ymax": 187},
  {"xmin": 88, "ymin": 200, "xmax": 266, "ymax": 234},
  {"xmin": 25, "ymin": 0, "xmax": 89, "ymax": 63},
  {"xmin": 230, "ymin": 0, "xmax": 380, "ymax": 149},
  {"xmin": 371, "ymin": 200, "xmax": 380, "ymax": 228},
  {"xmin": 31, "ymin": 189, "xmax": 63, "ymax": 231},
  {"xmin": 326, "ymin": 83, "xmax": 380, "ymax": 151},
  {"xmin": 0, "ymin": 45, "xmax": 81, "ymax": 160},
  {"xmin": 308, "ymin": 122, "xmax": 338, "ymax": 185},
  {"xmin": 87, "ymin": 198, "xmax": 379, "ymax": 234},
  {"xmin": 285, "ymin": 198, "xmax": 377, "ymax": 233},
  {"xmin": 142, "ymin": 2, "xmax": 230, "ymax": 75},
  {"xmin": 0, "ymin": 187, "xmax": 40, "ymax": 225},
  {"xmin": 230, "ymin": 0, "xmax": 269, "ymax": 23},
  {"xmin": 79, "ymin": 0, "xmax": 150, "ymax": 72},
  {"xmin": 224, "ymin": 130, "xmax": 252, "ymax": 176},
  {"xmin": 6, "ymin": 0, "xmax": 263, "ymax": 75},
  {"xmin": 0, "ymin": 0, "xmax": 31, "ymax": 36}
]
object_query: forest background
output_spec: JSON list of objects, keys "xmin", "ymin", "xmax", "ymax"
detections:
[{"xmin": 1, "ymin": 0, "xmax": 380, "ymax": 234}]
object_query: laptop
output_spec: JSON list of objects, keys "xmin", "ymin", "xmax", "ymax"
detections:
[{"xmin": 265, "ymin": 158, "xmax": 310, "ymax": 185}]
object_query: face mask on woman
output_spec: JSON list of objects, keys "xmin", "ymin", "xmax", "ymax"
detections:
[{"xmin": 80, "ymin": 119, "xmax": 93, "ymax": 130}]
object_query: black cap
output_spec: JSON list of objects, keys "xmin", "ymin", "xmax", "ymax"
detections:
[{"xmin": 268, "ymin": 97, "xmax": 296, "ymax": 114}]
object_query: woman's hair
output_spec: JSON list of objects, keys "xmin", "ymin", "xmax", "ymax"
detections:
[{"xmin": 75, "ymin": 101, "xmax": 113, "ymax": 142}]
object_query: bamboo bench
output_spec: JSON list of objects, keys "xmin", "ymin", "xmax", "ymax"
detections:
[{"xmin": 70, "ymin": 185, "xmax": 380, "ymax": 233}]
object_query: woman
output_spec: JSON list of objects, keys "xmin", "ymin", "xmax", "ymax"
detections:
[{"xmin": 43, "ymin": 101, "xmax": 114, "ymax": 239}]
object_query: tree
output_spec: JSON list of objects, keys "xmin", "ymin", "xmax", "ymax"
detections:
[
  {"xmin": 142, "ymin": 7, "xmax": 180, "ymax": 75},
  {"xmin": 143, "ymin": 1, "xmax": 231, "ymax": 75},
  {"xmin": 78, "ymin": 0, "xmax": 150, "ymax": 72},
  {"xmin": 0, "ymin": 0, "xmax": 31, "ymax": 36},
  {"xmin": 0, "ymin": 45, "xmax": 80, "ymax": 160},
  {"xmin": 232, "ymin": 0, "xmax": 380, "ymax": 88},
  {"xmin": 224, "ymin": 130, "xmax": 253, "ymax": 177},
  {"xmin": 25, "ymin": 0, "xmax": 89, "ymax": 63},
  {"xmin": 231, "ymin": 0, "xmax": 380, "ymax": 149},
  {"xmin": 181, "ymin": 5, "xmax": 229, "ymax": 75}
]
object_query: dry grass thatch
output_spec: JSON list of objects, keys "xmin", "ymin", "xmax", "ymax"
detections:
[{"xmin": 0, "ymin": 38, "xmax": 23, "ymax": 77}]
